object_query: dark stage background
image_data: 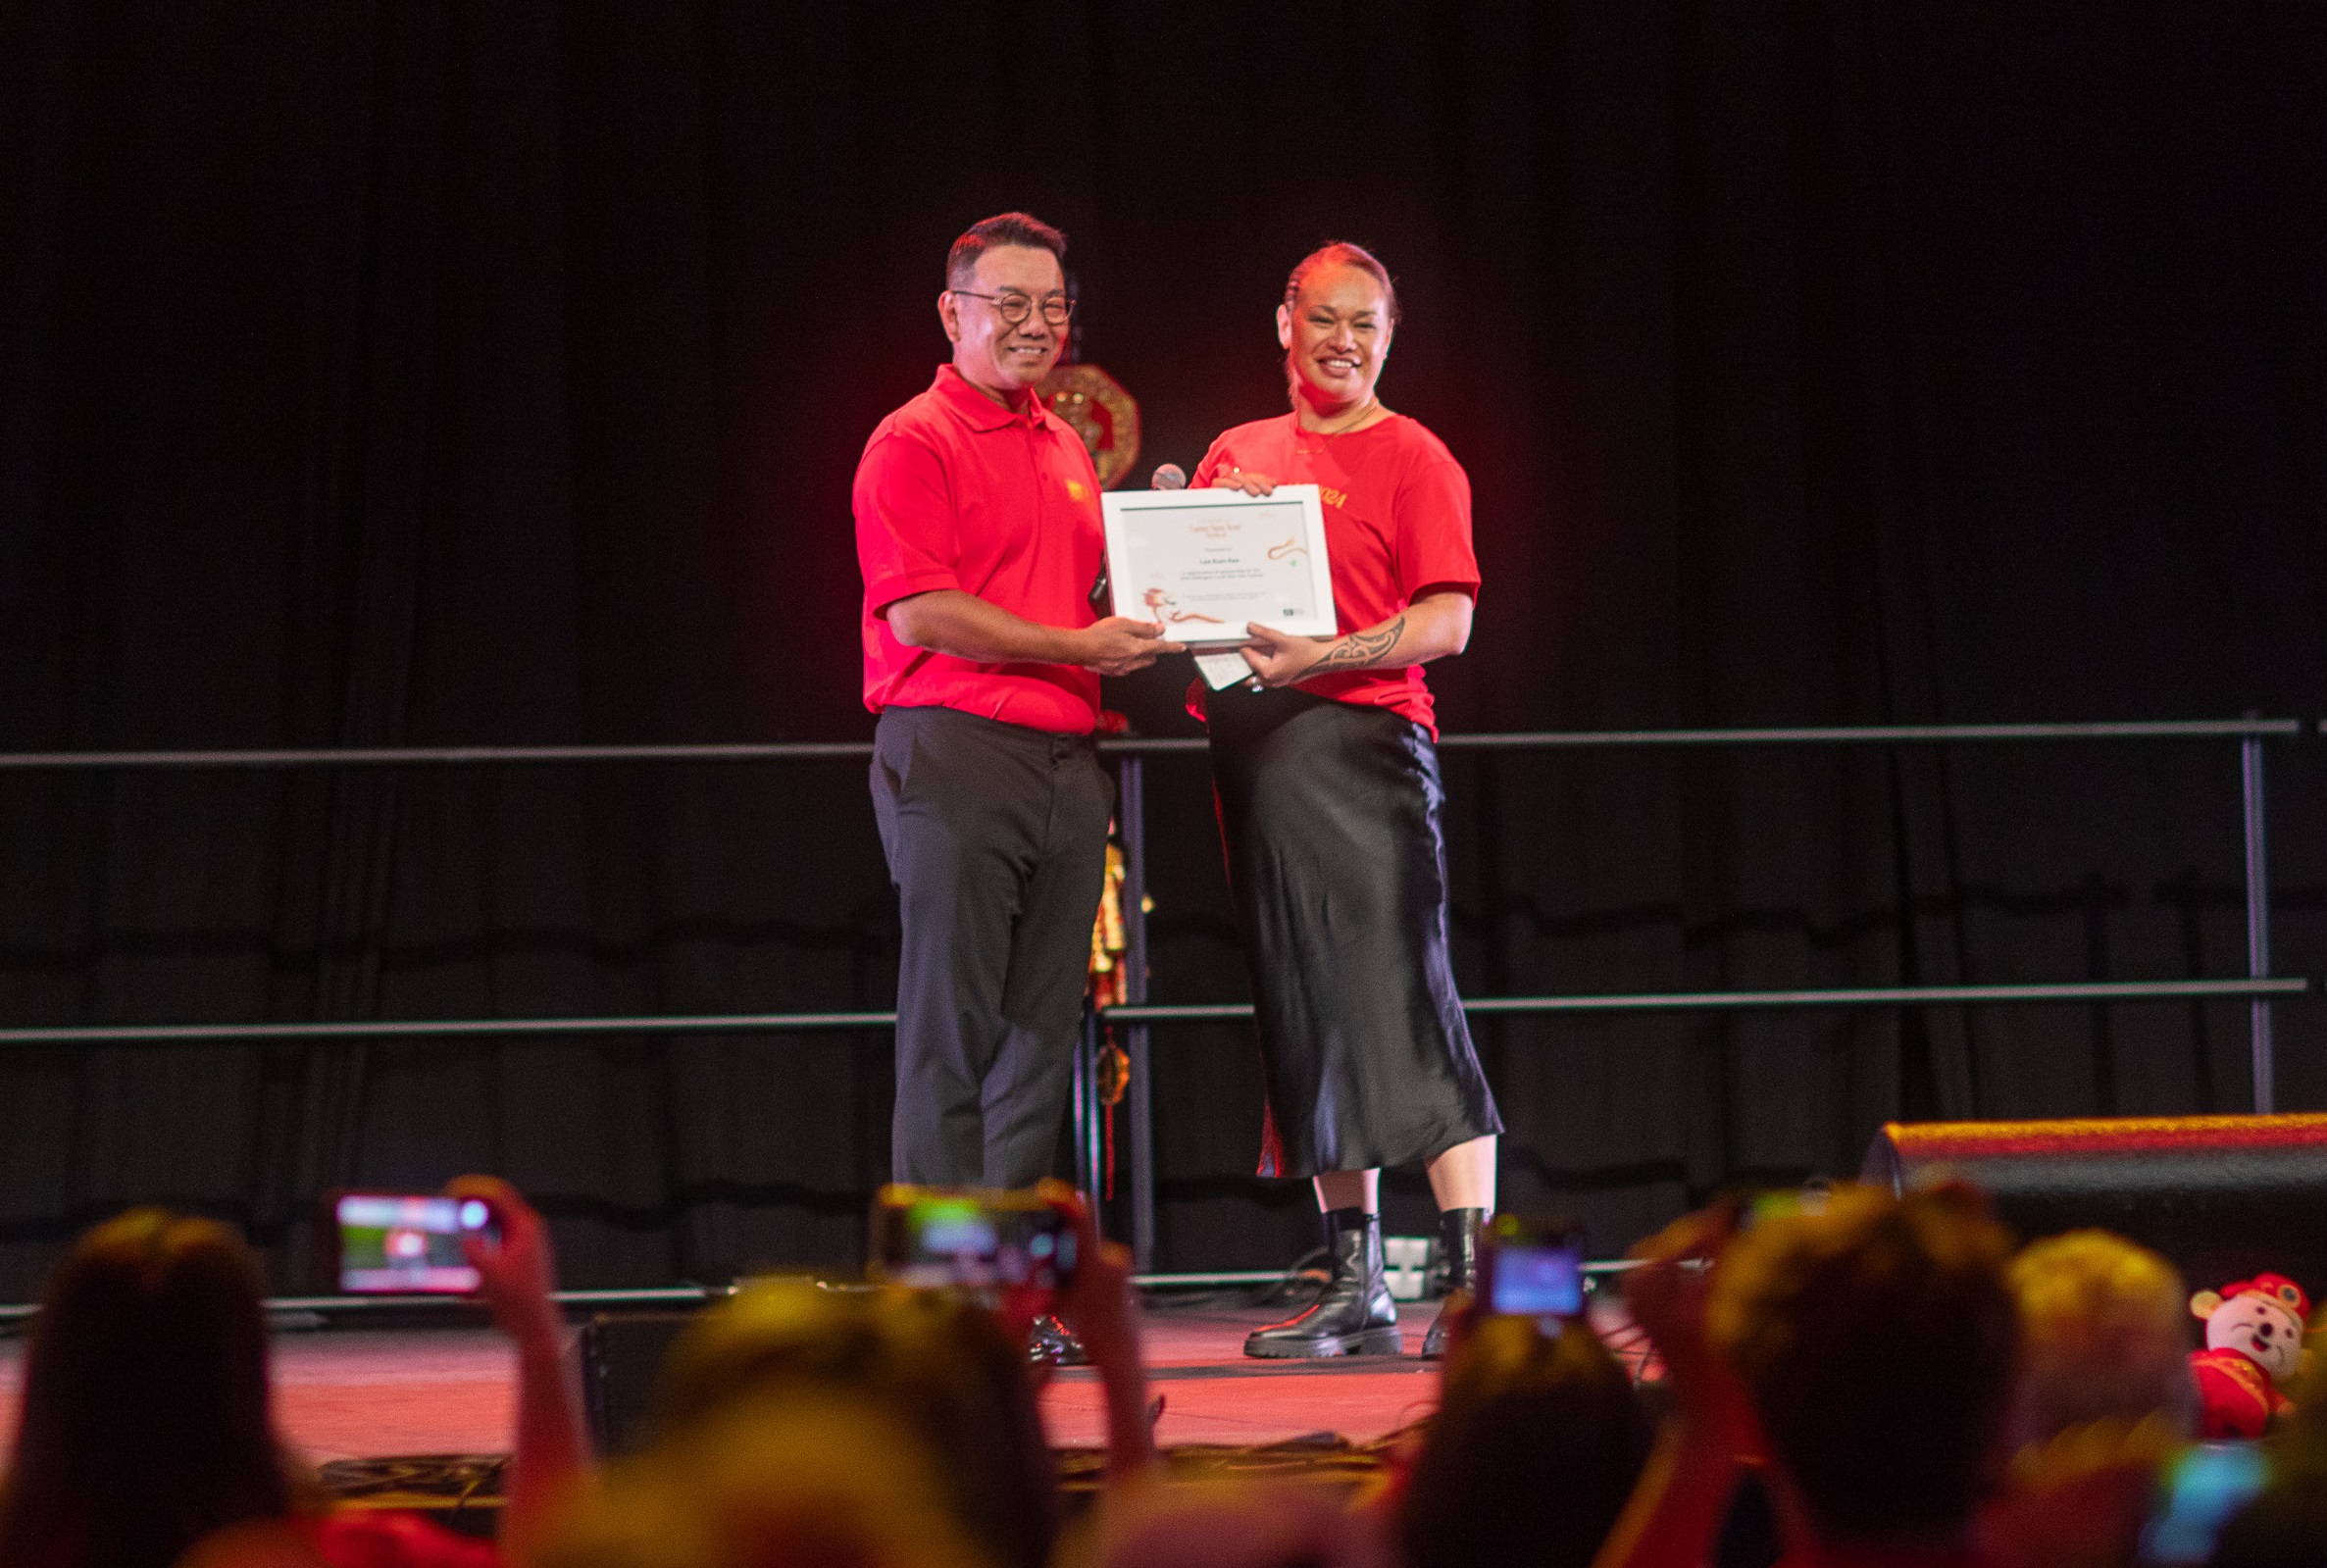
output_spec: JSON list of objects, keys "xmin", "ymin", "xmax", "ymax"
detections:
[{"xmin": 1, "ymin": 3, "xmax": 2322, "ymax": 1296}]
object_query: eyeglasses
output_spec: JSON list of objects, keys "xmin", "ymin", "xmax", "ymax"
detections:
[{"xmin": 949, "ymin": 289, "xmax": 1075, "ymax": 328}]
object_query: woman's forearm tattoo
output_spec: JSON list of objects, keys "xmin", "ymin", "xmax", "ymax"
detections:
[{"xmin": 1306, "ymin": 616, "xmax": 1405, "ymax": 675}]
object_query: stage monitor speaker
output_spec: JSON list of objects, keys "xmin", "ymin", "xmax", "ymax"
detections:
[
  {"xmin": 1862, "ymin": 1114, "xmax": 2327, "ymax": 1294},
  {"xmin": 579, "ymin": 1312, "xmax": 695, "ymax": 1457}
]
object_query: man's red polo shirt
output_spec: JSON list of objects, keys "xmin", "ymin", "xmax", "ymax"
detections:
[{"xmin": 855, "ymin": 365, "xmax": 1105, "ymax": 734}]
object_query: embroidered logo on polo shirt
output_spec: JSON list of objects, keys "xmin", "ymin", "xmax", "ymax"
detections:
[{"xmin": 1065, "ymin": 480, "xmax": 1089, "ymax": 503}]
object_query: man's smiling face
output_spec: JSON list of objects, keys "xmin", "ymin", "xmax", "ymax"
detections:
[{"xmin": 940, "ymin": 244, "xmax": 1067, "ymax": 402}]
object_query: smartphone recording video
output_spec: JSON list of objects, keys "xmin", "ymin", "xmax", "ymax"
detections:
[
  {"xmin": 1480, "ymin": 1213, "xmax": 1585, "ymax": 1320},
  {"xmin": 868, "ymin": 1186, "xmax": 1078, "ymax": 1295},
  {"xmin": 332, "ymin": 1192, "xmax": 497, "ymax": 1293}
]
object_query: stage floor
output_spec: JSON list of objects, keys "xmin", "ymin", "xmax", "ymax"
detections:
[{"xmin": 0, "ymin": 1299, "xmax": 1455, "ymax": 1463}]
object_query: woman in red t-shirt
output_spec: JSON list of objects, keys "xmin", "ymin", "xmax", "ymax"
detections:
[{"xmin": 1190, "ymin": 242, "xmax": 1501, "ymax": 1361}]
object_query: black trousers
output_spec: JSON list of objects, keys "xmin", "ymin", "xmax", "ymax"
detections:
[{"xmin": 871, "ymin": 705, "xmax": 1115, "ymax": 1187}]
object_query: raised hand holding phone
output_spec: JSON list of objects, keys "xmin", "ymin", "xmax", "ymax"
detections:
[
  {"xmin": 445, "ymin": 1174, "xmax": 558, "ymax": 1342},
  {"xmin": 869, "ymin": 1180, "xmax": 1155, "ymax": 1478},
  {"xmin": 446, "ymin": 1175, "xmax": 584, "ymax": 1558}
]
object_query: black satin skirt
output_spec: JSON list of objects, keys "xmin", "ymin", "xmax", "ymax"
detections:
[{"xmin": 1207, "ymin": 683, "xmax": 1502, "ymax": 1179}]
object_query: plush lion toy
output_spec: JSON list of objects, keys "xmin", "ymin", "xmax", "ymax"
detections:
[{"xmin": 2188, "ymin": 1273, "xmax": 2312, "ymax": 1440}]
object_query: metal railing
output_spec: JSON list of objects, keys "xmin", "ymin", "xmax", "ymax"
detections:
[{"xmin": 0, "ymin": 718, "xmax": 2309, "ymax": 1275}]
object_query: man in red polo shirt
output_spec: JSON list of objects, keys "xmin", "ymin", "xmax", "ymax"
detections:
[{"xmin": 856, "ymin": 212, "xmax": 1179, "ymax": 1194}]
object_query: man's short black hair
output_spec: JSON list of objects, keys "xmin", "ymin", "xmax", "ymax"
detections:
[{"xmin": 947, "ymin": 212, "xmax": 1067, "ymax": 290}]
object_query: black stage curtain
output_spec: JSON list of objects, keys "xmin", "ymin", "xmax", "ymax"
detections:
[{"xmin": 1, "ymin": 3, "xmax": 2321, "ymax": 1294}]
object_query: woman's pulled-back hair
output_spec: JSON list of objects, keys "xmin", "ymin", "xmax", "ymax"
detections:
[
  {"xmin": 0, "ymin": 1209, "xmax": 293, "ymax": 1568},
  {"xmin": 1283, "ymin": 240, "xmax": 1401, "ymax": 325}
]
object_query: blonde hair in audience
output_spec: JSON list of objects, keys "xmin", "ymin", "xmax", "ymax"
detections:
[
  {"xmin": 540, "ymin": 1392, "xmax": 994, "ymax": 1568},
  {"xmin": 2007, "ymin": 1229, "xmax": 2196, "ymax": 1443}
]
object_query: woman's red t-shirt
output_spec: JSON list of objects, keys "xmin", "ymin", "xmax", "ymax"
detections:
[{"xmin": 1189, "ymin": 412, "xmax": 1479, "ymax": 738}]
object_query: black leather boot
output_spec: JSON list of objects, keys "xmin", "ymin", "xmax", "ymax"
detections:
[
  {"xmin": 1420, "ymin": 1206, "xmax": 1487, "ymax": 1359},
  {"xmin": 1243, "ymin": 1207, "xmax": 1402, "ymax": 1358}
]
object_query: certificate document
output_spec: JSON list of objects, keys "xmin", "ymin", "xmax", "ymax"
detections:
[{"xmin": 1100, "ymin": 483, "xmax": 1337, "ymax": 650}]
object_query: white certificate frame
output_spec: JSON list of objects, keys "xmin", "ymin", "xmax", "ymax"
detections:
[{"xmin": 1100, "ymin": 483, "xmax": 1337, "ymax": 648}]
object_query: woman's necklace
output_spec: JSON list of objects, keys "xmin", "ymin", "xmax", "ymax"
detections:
[{"xmin": 1303, "ymin": 395, "xmax": 1384, "ymax": 436}]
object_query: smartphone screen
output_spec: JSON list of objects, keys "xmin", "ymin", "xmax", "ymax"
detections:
[
  {"xmin": 868, "ymin": 1188, "xmax": 1076, "ymax": 1293},
  {"xmin": 1489, "ymin": 1240, "xmax": 1585, "ymax": 1318},
  {"xmin": 335, "ymin": 1193, "xmax": 495, "ymax": 1293},
  {"xmin": 2141, "ymin": 1442, "xmax": 2269, "ymax": 1564}
]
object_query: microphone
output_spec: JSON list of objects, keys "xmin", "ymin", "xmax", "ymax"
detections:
[{"xmin": 1151, "ymin": 463, "xmax": 1187, "ymax": 490}]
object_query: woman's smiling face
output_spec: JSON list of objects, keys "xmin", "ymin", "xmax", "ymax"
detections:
[{"xmin": 1278, "ymin": 263, "xmax": 1394, "ymax": 410}]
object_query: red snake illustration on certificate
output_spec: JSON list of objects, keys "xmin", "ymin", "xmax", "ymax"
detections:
[{"xmin": 1140, "ymin": 585, "xmax": 1226, "ymax": 626}]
